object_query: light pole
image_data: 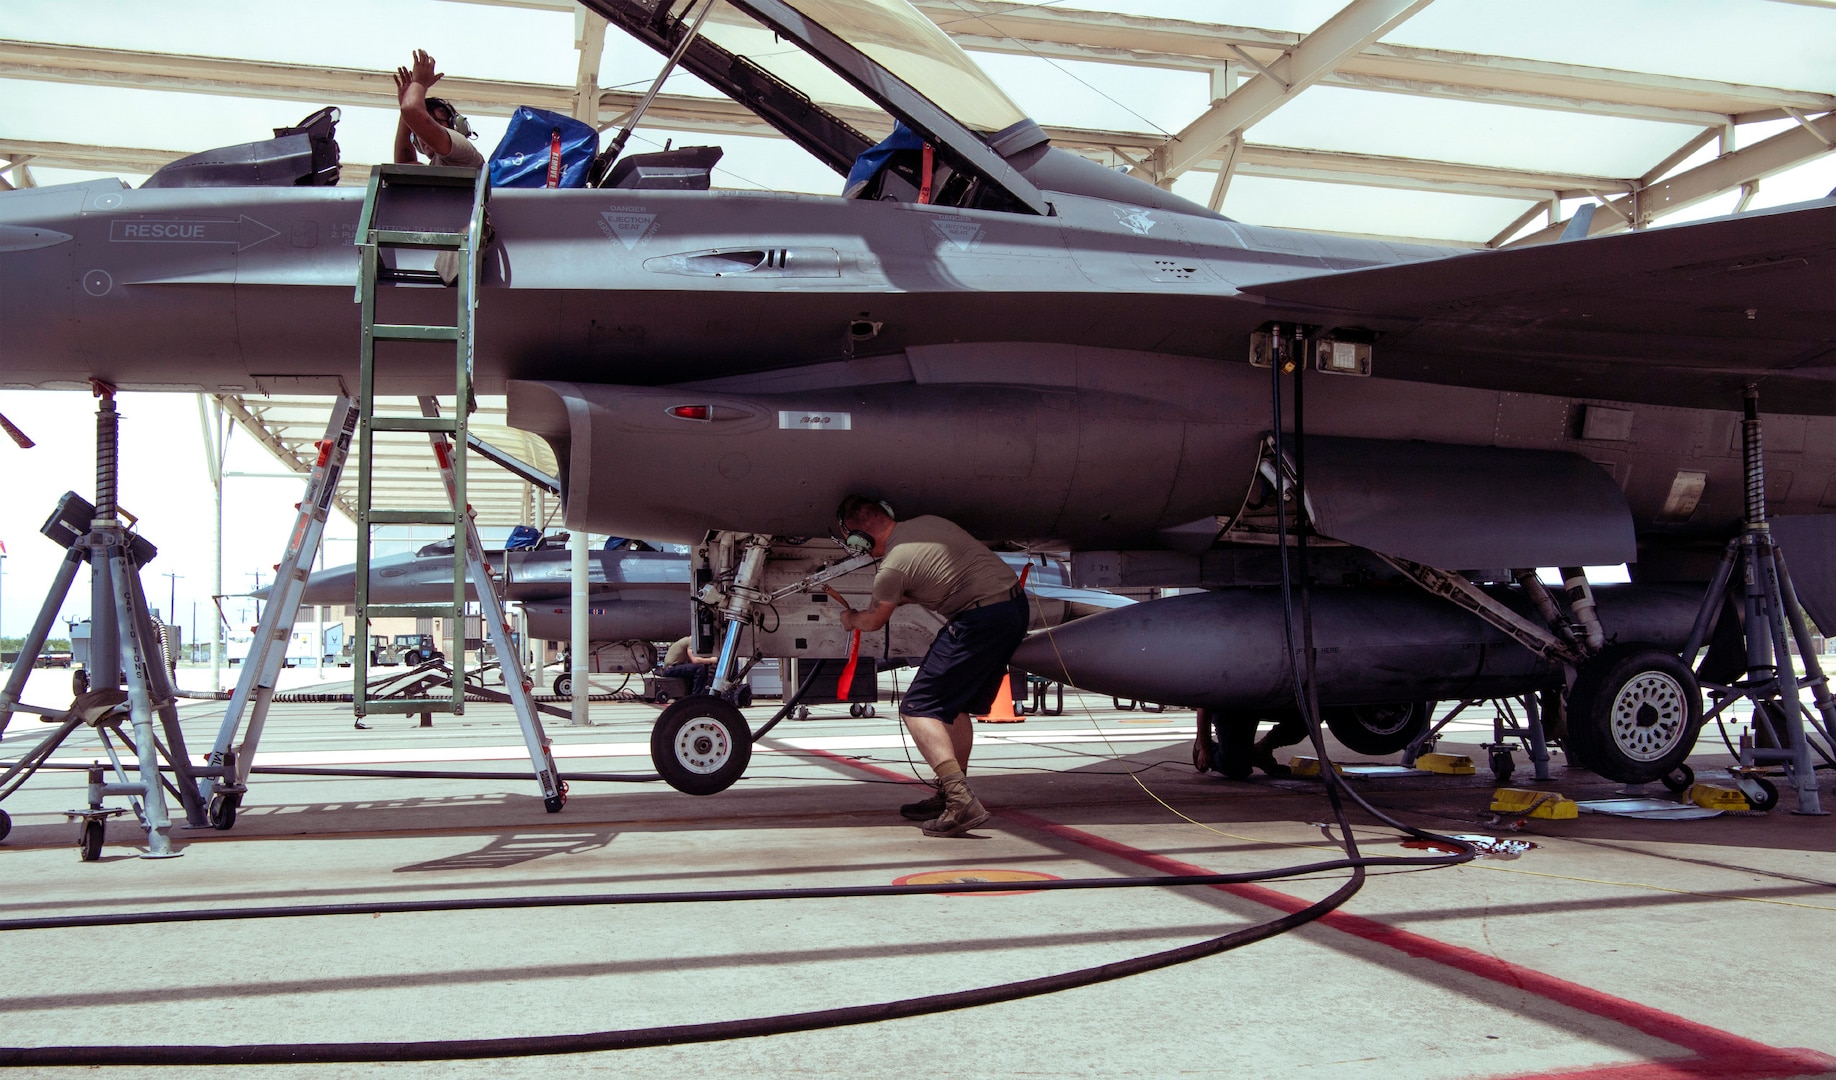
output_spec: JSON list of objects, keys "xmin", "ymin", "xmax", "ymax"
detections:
[{"xmin": 162, "ymin": 571, "xmax": 181, "ymax": 627}]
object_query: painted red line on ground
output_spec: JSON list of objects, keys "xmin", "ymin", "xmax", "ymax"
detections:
[{"xmin": 790, "ymin": 745, "xmax": 1835, "ymax": 1080}]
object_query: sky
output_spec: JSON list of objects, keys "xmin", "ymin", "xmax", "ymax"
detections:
[{"xmin": 1, "ymin": 0, "xmax": 1831, "ymax": 640}]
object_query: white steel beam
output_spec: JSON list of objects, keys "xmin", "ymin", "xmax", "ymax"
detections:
[
  {"xmin": 0, "ymin": 131, "xmax": 1633, "ymax": 202},
  {"xmin": 573, "ymin": 7, "xmax": 608, "ymax": 125},
  {"xmin": 1507, "ymin": 111, "xmax": 1836, "ymax": 245},
  {"xmin": 1135, "ymin": 0, "xmax": 1436, "ymax": 183},
  {"xmin": 436, "ymin": 1, "xmax": 1836, "ymax": 122}
]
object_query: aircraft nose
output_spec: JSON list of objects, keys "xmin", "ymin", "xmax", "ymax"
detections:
[{"xmin": 0, "ymin": 183, "xmax": 88, "ymax": 386}]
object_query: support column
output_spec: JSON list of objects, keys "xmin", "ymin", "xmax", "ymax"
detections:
[{"xmin": 570, "ymin": 528, "xmax": 590, "ymax": 725}]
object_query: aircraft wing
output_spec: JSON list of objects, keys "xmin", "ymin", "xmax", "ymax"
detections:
[{"xmin": 1237, "ymin": 198, "xmax": 1836, "ymax": 414}]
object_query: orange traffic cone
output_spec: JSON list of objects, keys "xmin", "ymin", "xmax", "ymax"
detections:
[{"xmin": 975, "ymin": 674, "xmax": 1025, "ymax": 723}]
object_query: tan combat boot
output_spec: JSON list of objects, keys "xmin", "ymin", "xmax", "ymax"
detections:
[{"xmin": 921, "ymin": 772, "xmax": 989, "ymax": 837}]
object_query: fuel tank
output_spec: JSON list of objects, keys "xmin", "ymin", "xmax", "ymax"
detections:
[{"xmin": 1012, "ymin": 583, "xmax": 1703, "ymax": 710}]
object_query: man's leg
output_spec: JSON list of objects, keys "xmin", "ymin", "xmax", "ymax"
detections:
[
  {"xmin": 901, "ymin": 712, "xmax": 988, "ymax": 836},
  {"xmin": 951, "ymin": 711, "xmax": 974, "ymax": 767}
]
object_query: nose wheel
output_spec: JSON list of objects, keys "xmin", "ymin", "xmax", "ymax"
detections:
[{"xmin": 650, "ymin": 695, "xmax": 753, "ymax": 795}]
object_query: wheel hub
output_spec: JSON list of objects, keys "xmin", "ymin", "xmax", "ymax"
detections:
[
  {"xmin": 1609, "ymin": 672, "xmax": 1687, "ymax": 761},
  {"xmin": 673, "ymin": 717, "xmax": 732, "ymax": 774}
]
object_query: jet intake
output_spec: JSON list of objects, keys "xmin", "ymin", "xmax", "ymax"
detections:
[{"xmin": 1012, "ymin": 583, "xmax": 1699, "ymax": 710}]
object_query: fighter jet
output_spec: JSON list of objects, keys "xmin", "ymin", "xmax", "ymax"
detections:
[
  {"xmin": 3, "ymin": 0, "xmax": 1833, "ymax": 794},
  {"xmin": 274, "ymin": 541, "xmax": 1131, "ymax": 685}
]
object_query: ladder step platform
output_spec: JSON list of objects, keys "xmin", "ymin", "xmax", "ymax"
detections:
[
  {"xmin": 365, "ymin": 509, "xmax": 463, "ymax": 526},
  {"xmin": 364, "ymin": 603, "xmax": 461, "ymax": 621},
  {"xmin": 370, "ymin": 415, "xmax": 461, "ymax": 433},
  {"xmin": 362, "ymin": 698, "xmax": 463, "ymax": 716},
  {"xmin": 371, "ymin": 229, "xmax": 468, "ymax": 249},
  {"xmin": 370, "ymin": 324, "xmax": 462, "ymax": 343}
]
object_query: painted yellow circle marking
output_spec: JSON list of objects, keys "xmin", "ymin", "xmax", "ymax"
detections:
[{"xmin": 892, "ymin": 869, "xmax": 1061, "ymax": 896}]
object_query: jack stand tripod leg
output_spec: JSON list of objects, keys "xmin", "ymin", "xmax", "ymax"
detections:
[
  {"xmin": 110, "ymin": 551, "xmax": 180, "ymax": 856},
  {"xmin": 1758, "ymin": 543, "xmax": 1823, "ymax": 814},
  {"xmin": 1522, "ymin": 692, "xmax": 1553, "ymax": 781},
  {"xmin": 1679, "ymin": 539, "xmax": 1739, "ymax": 663},
  {"xmin": 1772, "ymin": 547, "xmax": 1836, "ymax": 766},
  {"xmin": 127, "ymin": 568, "xmax": 205, "ymax": 826},
  {"xmin": 0, "ymin": 545, "xmax": 84, "ymax": 737}
]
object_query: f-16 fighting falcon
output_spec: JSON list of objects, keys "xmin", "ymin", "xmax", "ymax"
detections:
[{"xmin": 2, "ymin": 0, "xmax": 1833, "ymax": 804}]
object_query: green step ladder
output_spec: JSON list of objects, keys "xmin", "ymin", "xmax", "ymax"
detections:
[{"xmin": 350, "ymin": 163, "xmax": 485, "ymax": 721}]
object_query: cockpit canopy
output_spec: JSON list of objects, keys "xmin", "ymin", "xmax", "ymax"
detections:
[{"xmin": 582, "ymin": 0, "xmax": 1216, "ymax": 219}]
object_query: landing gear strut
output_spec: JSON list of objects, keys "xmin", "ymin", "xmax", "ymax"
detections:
[{"xmin": 647, "ymin": 533, "xmax": 874, "ymax": 795}]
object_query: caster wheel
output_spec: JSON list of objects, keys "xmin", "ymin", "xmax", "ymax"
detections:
[
  {"xmin": 795, "ymin": 706, "xmax": 811, "ymax": 721},
  {"xmin": 864, "ymin": 705, "xmax": 876, "ymax": 718},
  {"xmin": 1743, "ymin": 775, "xmax": 1780, "ymax": 812},
  {"xmin": 208, "ymin": 793, "xmax": 240, "ymax": 831},
  {"xmin": 0, "ymin": 808, "xmax": 10, "ymax": 843},
  {"xmin": 651, "ymin": 696, "xmax": 753, "ymax": 796},
  {"xmin": 1489, "ymin": 747, "xmax": 1515, "ymax": 785},
  {"xmin": 72, "ymin": 669, "xmax": 89, "ymax": 696},
  {"xmin": 849, "ymin": 702, "xmax": 864, "ymax": 718},
  {"xmin": 1660, "ymin": 763, "xmax": 1695, "ymax": 793},
  {"xmin": 79, "ymin": 819, "xmax": 104, "ymax": 862},
  {"xmin": 553, "ymin": 674, "xmax": 572, "ymax": 697}
]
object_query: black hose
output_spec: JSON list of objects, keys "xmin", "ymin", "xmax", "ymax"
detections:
[
  {"xmin": 0, "ymin": 876, "xmax": 1356, "ymax": 1066},
  {"xmin": 746, "ymin": 653, "xmax": 826, "ymax": 742}
]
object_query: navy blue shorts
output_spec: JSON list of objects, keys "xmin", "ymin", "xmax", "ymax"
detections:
[{"xmin": 901, "ymin": 595, "xmax": 1029, "ymax": 722}]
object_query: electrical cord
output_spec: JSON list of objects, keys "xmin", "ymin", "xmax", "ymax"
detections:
[{"xmin": 0, "ymin": 341, "xmax": 1479, "ymax": 1067}]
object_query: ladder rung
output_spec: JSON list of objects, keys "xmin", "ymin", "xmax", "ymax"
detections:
[
  {"xmin": 364, "ymin": 604, "xmax": 460, "ymax": 620},
  {"xmin": 361, "ymin": 699, "xmax": 462, "ymax": 715},
  {"xmin": 371, "ymin": 324, "xmax": 460, "ymax": 342},
  {"xmin": 365, "ymin": 509, "xmax": 460, "ymax": 525},
  {"xmin": 370, "ymin": 416, "xmax": 459, "ymax": 433},
  {"xmin": 376, "ymin": 164, "xmax": 480, "ymax": 186},
  {"xmin": 370, "ymin": 229, "xmax": 467, "ymax": 248}
]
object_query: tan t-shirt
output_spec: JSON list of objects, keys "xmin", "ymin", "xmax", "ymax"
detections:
[
  {"xmin": 428, "ymin": 131, "xmax": 484, "ymax": 168},
  {"xmin": 870, "ymin": 516, "xmax": 1017, "ymax": 619},
  {"xmin": 663, "ymin": 636, "xmax": 694, "ymax": 666}
]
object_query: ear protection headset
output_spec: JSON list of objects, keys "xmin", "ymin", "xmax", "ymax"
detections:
[{"xmin": 840, "ymin": 499, "xmax": 894, "ymax": 554}]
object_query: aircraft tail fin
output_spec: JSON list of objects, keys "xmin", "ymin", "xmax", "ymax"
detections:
[{"xmin": 1558, "ymin": 202, "xmax": 1597, "ymax": 242}]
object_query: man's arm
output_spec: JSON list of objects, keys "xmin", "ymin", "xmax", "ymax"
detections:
[
  {"xmin": 392, "ymin": 67, "xmax": 418, "ymax": 163},
  {"xmin": 398, "ymin": 50, "xmax": 454, "ymax": 157},
  {"xmin": 826, "ymin": 586, "xmax": 896, "ymax": 633}
]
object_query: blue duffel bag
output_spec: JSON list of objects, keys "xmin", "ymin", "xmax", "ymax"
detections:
[{"xmin": 488, "ymin": 106, "xmax": 598, "ymax": 188}]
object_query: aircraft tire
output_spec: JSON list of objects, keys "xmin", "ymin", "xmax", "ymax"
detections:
[
  {"xmin": 0, "ymin": 809, "xmax": 10, "ymax": 843},
  {"xmin": 651, "ymin": 695, "xmax": 752, "ymax": 796},
  {"xmin": 553, "ymin": 674, "xmax": 571, "ymax": 698},
  {"xmin": 1323, "ymin": 701, "xmax": 1432, "ymax": 756},
  {"xmin": 1563, "ymin": 644, "xmax": 1702, "ymax": 784}
]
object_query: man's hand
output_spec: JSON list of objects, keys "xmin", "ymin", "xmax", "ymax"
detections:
[
  {"xmin": 394, "ymin": 67, "xmax": 412, "ymax": 105},
  {"xmin": 410, "ymin": 49, "xmax": 444, "ymax": 89}
]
